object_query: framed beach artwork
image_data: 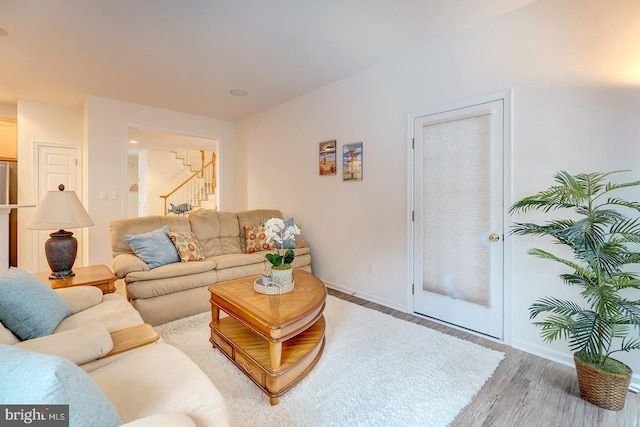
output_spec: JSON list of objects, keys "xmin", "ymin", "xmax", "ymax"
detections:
[
  {"xmin": 342, "ymin": 142, "xmax": 363, "ymax": 181},
  {"xmin": 319, "ymin": 140, "xmax": 337, "ymax": 176}
]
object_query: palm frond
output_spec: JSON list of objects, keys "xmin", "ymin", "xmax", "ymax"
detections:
[
  {"xmin": 609, "ymin": 337, "xmax": 640, "ymax": 356},
  {"xmin": 533, "ymin": 315, "xmax": 574, "ymax": 343},
  {"xmin": 605, "ymin": 197, "xmax": 640, "ymax": 214},
  {"xmin": 529, "ymin": 297, "xmax": 583, "ymax": 320}
]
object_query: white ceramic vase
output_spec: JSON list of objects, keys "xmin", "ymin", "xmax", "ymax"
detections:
[{"xmin": 271, "ymin": 267, "xmax": 293, "ymax": 287}]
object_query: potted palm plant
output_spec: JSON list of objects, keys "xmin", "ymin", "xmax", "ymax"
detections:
[{"xmin": 509, "ymin": 170, "xmax": 640, "ymax": 410}]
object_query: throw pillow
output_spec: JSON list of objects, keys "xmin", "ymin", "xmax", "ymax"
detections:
[
  {"xmin": 245, "ymin": 225, "xmax": 276, "ymax": 254},
  {"xmin": 274, "ymin": 217, "xmax": 298, "ymax": 250},
  {"xmin": 0, "ymin": 267, "xmax": 71, "ymax": 341},
  {"xmin": 0, "ymin": 345, "xmax": 121, "ymax": 427},
  {"xmin": 167, "ymin": 231, "xmax": 205, "ymax": 262},
  {"xmin": 125, "ymin": 225, "xmax": 180, "ymax": 269}
]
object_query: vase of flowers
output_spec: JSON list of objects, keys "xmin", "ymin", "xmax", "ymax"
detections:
[{"xmin": 262, "ymin": 218, "xmax": 301, "ymax": 288}]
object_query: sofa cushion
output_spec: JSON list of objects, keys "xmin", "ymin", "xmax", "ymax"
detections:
[
  {"xmin": 16, "ymin": 323, "xmax": 114, "ymax": 365},
  {"xmin": 125, "ymin": 225, "xmax": 181, "ymax": 269},
  {"xmin": 55, "ymin": 286, "xmax": 104, "ymax": 314},
  {"xmin": 110, "ymin": 216, "xmax": 191, "ymax": 258},
  {"xmin": 120, "ymin": 413, "xmax": 198, "ymax": 427},
  {"xmin": 90, "ymin": 342, "xmax": 230, "ymax": 426},
  {"xmin": 244, "ymin": 225, "xmax": 276, "ymax": 253},
  {"xmin": 188, "ymin": 209, "xmax": 241, "ymax": 257},
  {"xmin": 0, "ymin": 321, "xmax": 18, "ymax": 345},
  {"xmin": 125, "ymin": 260, "xmax": 217, "ymax": 283},
  {"xmin": 126, "ymin": 270, "xmax": 219, "ymax": 301},
  {"xmin": 210, "ymin": 252, "xmax": 268, "ymax": 270},
  {"xmin": 168, "ymin": 231, "xmax": 205, "ymax": 262},
  {"xmin": 237, "ymin": 209, "xmax": 285, "ymax": 253},
  {"xmin": 54, "ymin": 294, "xmax": 144, "ymax": 334},
  {"xmin": 0, "ymin": 345, "xmax": 122, "ymax": 427},
  {"xmin": 0, "ymin": 267, "xmax": 71, "ymax": 340}
]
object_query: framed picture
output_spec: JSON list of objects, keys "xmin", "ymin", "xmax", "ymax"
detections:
[
  {"xmin": 319, "ymin": 140, "xmax": 337, "ymax": 175},
  {"xmin": 343, "ymin": 142, "xmax": 363, "ymax": 181}
]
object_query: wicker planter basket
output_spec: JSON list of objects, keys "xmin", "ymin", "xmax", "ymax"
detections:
[{"xmin": 574, "ymin": 354, "xmax": 632, "ymax": 411}]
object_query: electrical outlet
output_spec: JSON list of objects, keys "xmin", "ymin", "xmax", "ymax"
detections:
[{"xmin": 367, "ymin": 262, "xmax": 374, "ymax": 274}]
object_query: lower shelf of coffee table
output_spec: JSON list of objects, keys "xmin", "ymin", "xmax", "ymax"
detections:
[{"xmin": 210, "ymin": 315, "xmax": 325, "ymax": 402}]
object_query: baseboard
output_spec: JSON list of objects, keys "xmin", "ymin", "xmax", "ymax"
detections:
[
  {"xmin": 320, "ymin": 278, "xmax": 407, "ymax": 313},
  {"xmin": 512, "ymin": 338, "xmax": 640, "ymax": 392}
]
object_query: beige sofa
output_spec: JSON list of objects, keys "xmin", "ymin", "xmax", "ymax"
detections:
[
  {"xmin": 110, "ymin": 209, "xmax": 312, "ymax": 325},
  {"xmin": 0, "ymin": 283, "xmax": 229, "ymax": 427}
]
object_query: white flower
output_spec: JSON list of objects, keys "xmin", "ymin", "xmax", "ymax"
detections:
[
  {"xmin": 264, "ymin": 218, "xmax": 285, "ymax": 243},
  {"xmin": 261, "ymin": 217, "xmax": 302, "ymax": 264},
  {"xmin": 282, "ymin": 223, "xmax": 301, "ymax": 241}
]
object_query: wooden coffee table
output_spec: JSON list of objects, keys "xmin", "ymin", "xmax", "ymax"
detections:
[{"xmin": 209, "ymin": 269, "xmax": 326, "ymax": 405}]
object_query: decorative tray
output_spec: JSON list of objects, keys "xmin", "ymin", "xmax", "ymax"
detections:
[{"xmin": 253, "ymin": 277, "xmax": 295, "ymax": 295}]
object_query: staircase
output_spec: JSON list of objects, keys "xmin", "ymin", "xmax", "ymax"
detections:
[{"xmin": 160, "ymin": 149, "xmax": 217, "ymax": 215}]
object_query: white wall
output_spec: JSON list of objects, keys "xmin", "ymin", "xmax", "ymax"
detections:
[
  {"xmin": 237, "ymin": 0, "xmax": 640, "ymax": 381},
  {"xmin": 16, "ymin": 97, "xmax": 237, "ymax": 272},
  {"xmin": 145, "ymin": 149, "xmax": 191, "ymax": 215},
  {"xmin": 84, "ymin": 96, "xmax": 237, "ymax": 267}
]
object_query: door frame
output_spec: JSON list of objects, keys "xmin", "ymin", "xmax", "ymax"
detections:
[
  {"xmin": 406, "ymin": 90, "xmax": 513, "ymax": 344},
  {"xmin": 32, "ymin": 141, "xmax": 84, "ymax": 272}
]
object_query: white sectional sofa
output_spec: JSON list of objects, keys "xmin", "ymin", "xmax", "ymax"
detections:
[{"xmin": 0, "ymin": 268, "xmax": 229, "ymax": 427}]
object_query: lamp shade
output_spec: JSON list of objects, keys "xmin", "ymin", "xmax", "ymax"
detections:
[
  {"xmin": 26, "ymin": 185, "xmax": 93, "ymax": 279},
  {"xmin": 27, "ymin": 185, "xmax": 94, "ymax": 231}
]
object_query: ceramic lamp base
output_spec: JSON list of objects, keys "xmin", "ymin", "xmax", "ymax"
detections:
[{"xmin": 45, "ymin": 230, "xmax": 77, "ymax": 279}]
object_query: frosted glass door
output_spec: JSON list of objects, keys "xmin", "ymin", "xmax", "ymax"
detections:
[{"xmin": 413, "ymin": 100, "xmax": 504, "ymax": 339}]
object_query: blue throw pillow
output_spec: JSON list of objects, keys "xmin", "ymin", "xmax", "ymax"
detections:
[
  {"xmin": 274, "ymin": 217, "xmax": 298, "ymax": 250},
  {"xmin": 125, "ymin": 225, "xmax": 180, "ymax": 269},
  {"xmin": 0, "ymin": 268, "xmax": 71, "ymax": 340},
  {"xmin": 0, "ymin": 345, "xmax": 121, "ymax": 427}
]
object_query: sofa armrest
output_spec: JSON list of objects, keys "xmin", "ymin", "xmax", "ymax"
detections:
[
  {"xmin": 120, "ymin": 413, "xmax": 197, "ymax": 427},
  {"xmin": 15, "ymin": 324, "xmax": 113, "ymax": 365},
  {"xmin": 55, "ymin": 286, "xmax": 104, "ymax": 314},
  {"xmin": 113, "ymin": 253, "xmax": 150, "ymax": 279}
]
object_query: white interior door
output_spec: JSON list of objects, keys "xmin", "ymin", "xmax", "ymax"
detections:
[
  {"xmin": 412, "ymin": 98, "xmax": 505, "ymax": 339},
  {"xmin": 36, "ymin": 144, "xmax": 80, "ymax": 272}
]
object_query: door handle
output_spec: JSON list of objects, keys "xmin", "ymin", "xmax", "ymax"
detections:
[{"xmin": 489, "ymin": 233, "xmax": 500, "ymax": 242}]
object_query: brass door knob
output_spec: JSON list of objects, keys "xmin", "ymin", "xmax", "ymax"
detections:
[{"xmin": 489, "ymin": 233, "xmax": 501, "ymax": 242}]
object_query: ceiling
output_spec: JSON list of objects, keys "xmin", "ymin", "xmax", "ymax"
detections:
[{"xmin": 0, "ymin": 0, "xmax": 535, "ymax": 121}]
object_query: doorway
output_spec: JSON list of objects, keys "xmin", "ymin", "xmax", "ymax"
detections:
[
  {"xmin": 34, "ymin": 143, "xmax": 81, "ymax": 273},
  {"xmin": 127, "ymin": 128, "xmax": 218, "ymax": 217},
  {"xmin": 411, "ymin": 92, "xmax": 510, "ymax": 339}
]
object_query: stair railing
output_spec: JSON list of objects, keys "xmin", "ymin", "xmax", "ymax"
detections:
[{"xmin": 160, "ymin": 152, "xmax": 216, "ymax": 215}]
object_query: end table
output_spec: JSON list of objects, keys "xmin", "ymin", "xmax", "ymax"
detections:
[{"xmin": 35, "ymin": 264, "xmax": 117, "ymax": 294}]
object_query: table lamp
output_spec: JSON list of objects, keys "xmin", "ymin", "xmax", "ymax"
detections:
[{"xmin": 27, "ymin": 184, "xmax": 94, "ymax": 279}]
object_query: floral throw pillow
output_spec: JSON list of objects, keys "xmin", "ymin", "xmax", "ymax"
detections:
[
  {"xmin": 167, "ymin": 231, "xmax": 205, "ymax": 262},
  {"xmin": 245, "ymin": 225, "xmax": 276, "ymax": 254}
]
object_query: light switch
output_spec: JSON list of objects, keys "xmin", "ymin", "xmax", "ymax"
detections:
[
  {"xmin": 111, "ymin": 191, "xmax": 118, "ymax": 200},
  {"xmin": 99, "ymin": 192, "xmax": 107, "ymax": 200}
]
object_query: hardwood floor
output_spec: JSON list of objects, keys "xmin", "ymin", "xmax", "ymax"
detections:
[{"xmin": 327, "ymin": 288, "xmax": 640, "ymax": 427}]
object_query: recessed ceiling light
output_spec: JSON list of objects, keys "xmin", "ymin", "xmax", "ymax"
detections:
[
  {"xmin": 129, "ymin": 140, "xmax": 139, "ymax": 144},
  {"xmin": 229, "ymin": 89, "xmax": 248, "ymax": 96},
  {"xmin": 0, "ymin": 28, "xmax": 8, "ymax": 37}
]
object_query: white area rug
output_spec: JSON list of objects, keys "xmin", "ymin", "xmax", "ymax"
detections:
[{"xmin": 156, "ymin": 295, "xmax": 504, "ymax": 427}]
